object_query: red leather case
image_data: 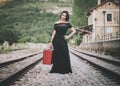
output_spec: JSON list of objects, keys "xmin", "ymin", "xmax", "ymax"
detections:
[{"xmin": 43, "ymin": 49, "xmax": 52, "ymax": 65}]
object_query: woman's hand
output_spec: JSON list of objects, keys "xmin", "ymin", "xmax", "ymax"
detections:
[
  {"xmin": 64, "ymin": 27, "xmax": 76, "ymax": 40},
  {"xmin": 49, "ymin": 42, "xmax": 53, "ymax": 49},
  {"xmin": 64, "ymin": 35, "xmax": 70, "ymax": 39}
]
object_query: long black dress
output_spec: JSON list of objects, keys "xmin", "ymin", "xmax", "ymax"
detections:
[{"xmin": 50, "ymin": 22, "xmax": 72, "ymax": 74}]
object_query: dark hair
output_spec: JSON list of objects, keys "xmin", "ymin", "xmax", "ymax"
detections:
[{"xmin": 60, "ymin": 11, "xmax": 69, "ymax": 21}]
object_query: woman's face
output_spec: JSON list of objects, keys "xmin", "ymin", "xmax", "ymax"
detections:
[{"xmin": 61, "ymin": 13, "xmax": 67, "ymax": 21}]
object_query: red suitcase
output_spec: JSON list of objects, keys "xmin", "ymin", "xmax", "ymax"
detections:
[{"xmin": 42, "ymin": 49, "xmax": 52, "ymax": 65}]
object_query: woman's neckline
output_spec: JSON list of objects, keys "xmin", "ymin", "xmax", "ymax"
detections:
[
  {"xmin": 55, "ymin": 20, "xmax": 69, "ymax": 24},
  {"xmin": 55, "ymin": 22, "xmax": 69, "ymax": 24}
]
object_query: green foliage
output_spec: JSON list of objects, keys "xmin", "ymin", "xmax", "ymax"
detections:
[
  {"xmin": 71, "ymin": 0, "xmax": 97, "ymax": 26},
  {"xmin": 57, "ymin": 2, "xmax": 73, "ymax": 7},
  {"xmin": 69, "ymin": 35, "xmax": 82, "ymax": 46},
  {"xmin": 0, "ymin": 29, "xmax": 21, "ymax": 45},
  {"xmin": 0, "ymin": 0, "xmax": 60, "ymax": 44}
]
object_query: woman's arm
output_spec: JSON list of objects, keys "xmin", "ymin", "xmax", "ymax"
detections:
[
  {"xmin": 64, "ymin": 27, "xmax": 76, "ymax": 39},
  {"xmin": 50, "ymin": 30, "xmax": 56, "ymax": 48},
  {"xmin": 50, "ymin": 30, "xmax": 56, "ymax": 43}
]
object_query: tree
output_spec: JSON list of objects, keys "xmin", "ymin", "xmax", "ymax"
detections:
[{"xmin": 71, "ymin": 0, "xmax": 97, "ymax": 26}]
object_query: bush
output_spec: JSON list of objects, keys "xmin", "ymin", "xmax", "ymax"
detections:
[{"xmin": 69, "ymin": 35, "xmax": 82, "ymax": 46}]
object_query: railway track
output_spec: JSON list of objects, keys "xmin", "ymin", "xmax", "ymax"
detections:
[
  {"xmin": 70, "ymin": 47, "xmax": 120, "ymax": 84},
  {"xmin": 72, "ymin": 48, "xmax": 120, "ymax": 66},
  {"xmin": 12, "ymin": 51, "xmax": 120, "ymax": 86},
  {"xmin": 0, "ymin": 52, "xmax": 43, "ymax": 86},
  {"xmin": 0, "ymin": 52, "xmax": 41, "ymax": 68},
  {"xmin": 3, "ymin": 48, "xmax": 119, "ymax": 86},
  {"xmin": 0, "ymin": 47, "xmax": 120, "ymax": 86}
]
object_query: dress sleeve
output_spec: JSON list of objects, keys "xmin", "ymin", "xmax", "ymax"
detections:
[{"xmin": 68, "ymin": 23, "xmax": 72, "ymax": 28}]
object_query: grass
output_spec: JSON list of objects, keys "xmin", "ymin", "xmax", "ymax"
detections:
[{"xmin": 0, "ymin": 43, "xmax": 28, "ymax": 54}]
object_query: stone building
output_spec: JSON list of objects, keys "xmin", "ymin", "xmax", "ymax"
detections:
[{"xmin": 82, "ymin": 0, "xmax": 120, "ymax": 43}]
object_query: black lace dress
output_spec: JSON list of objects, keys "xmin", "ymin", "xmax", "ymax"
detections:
[{"xmin": 50, "ymin": 23, "xmax": 72, "ymax": 74}]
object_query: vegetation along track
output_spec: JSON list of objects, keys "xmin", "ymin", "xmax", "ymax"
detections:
[
  {"xmin": 0, "ymin": 52, "xmax": 43, "ymax": 86},
  {"xmin": 70, "ymin": 48, "xmax": 120, "ymax": 84}
]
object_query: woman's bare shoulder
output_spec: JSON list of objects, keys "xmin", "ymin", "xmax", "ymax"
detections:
[
  {"xmin": 55, "ymin": 21, "xmax": 61, "ymax": 24},
  {"xmin": 54, "ymin": 21, "xmax": 69, "ymax": 24}
]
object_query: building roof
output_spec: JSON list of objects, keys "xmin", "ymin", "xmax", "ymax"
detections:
[
  {"xmin": 76, "ymin": 24, "xmax": 93, "ymax": 36},
  {"xmin": 87, "ymin": 0, "xmax": 119, "ymax": 16}
]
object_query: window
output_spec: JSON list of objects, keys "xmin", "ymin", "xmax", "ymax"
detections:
[{"xmin": 107, "ymin": 14, "xmax": 112, "ymax": 22}]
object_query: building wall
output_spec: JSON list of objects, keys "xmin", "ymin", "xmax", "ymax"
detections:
[
  {"xmin": 88, "ymin": 14, "xmax": 93, "ymax": 25},
  {"xmin": 86, "ymin": 1, "xmax": 119, "ymax": 42},
  {"xmin": 80, "ymin": 39, "xmax": 120, "ymax": 59}
]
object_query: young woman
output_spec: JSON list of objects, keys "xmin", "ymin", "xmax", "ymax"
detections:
[{"xmin": 50, "ymin": 10, "xmax": 76, "ymax": 74}]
